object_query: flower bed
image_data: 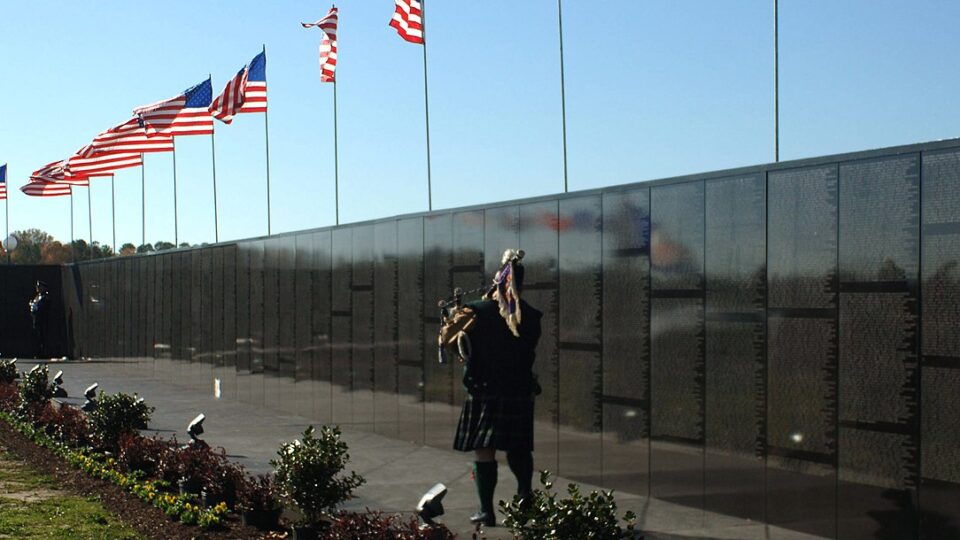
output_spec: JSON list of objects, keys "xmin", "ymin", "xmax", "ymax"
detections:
[
  {"xmin": 0, "ymin": 365, "xmax": 249, "ymax": 535},
  {"xmin": 0, "ymin": 411, "xmax": 229, "ymax": 528},
  {"xmin": 0, "ymin": 366, "xmax": 456, "ymax": 539}
]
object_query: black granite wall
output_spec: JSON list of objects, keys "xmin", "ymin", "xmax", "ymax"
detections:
[{"xmin": 62, "ymin": 139, "xmax": 960, "ymax": 539}]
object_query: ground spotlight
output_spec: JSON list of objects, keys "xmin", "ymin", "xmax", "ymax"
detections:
[
  {"xmin": 416, "ymin": 483, "xmax": 448, "ymax": 526},
  {"xmin": 81, "ymin": 383, "xmax": 98, "ymax": 412},
  {"xmin": 52, "ymin": 370, "xmax": 67, "ymax": 398},
  {"xmin": 187, "ymin": 413, "xmax": 206, "ymax": 443}
]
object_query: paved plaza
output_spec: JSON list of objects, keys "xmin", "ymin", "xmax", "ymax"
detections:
[{"xmin": 12, "ymin": 357, "xmax": 828, "ymax": 540}]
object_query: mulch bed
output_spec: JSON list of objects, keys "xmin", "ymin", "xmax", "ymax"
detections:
[{"xmin": 0, "ymin": 420, "xmax": 282, "ymax": 540}]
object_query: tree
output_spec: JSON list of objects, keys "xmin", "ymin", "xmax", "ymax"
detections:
[
  {"xmin": 9, "ymin": 229, "xmax": 52, "ymax": 264},
  {"xmin": 40, "ymin": 241, "xmax": 72, "ymax": 264},
  {"xmin": 71, "ymin": 240, "xmax": 90, "ymax": 261},
  {"xmin": 136, "ymin": 243, "xmax": 154, "ymax": 254},
  {"xmin": 90, "ymin": 242, "xmax": 114, "ymax": 259},
  {"xmin": 16, "ymin": 229, "xmax": 54, "ymax": 246},
  {"xmin": 154, "ymin": 241, "xmax": 175, "ymax": 251},
  {"xmin": 119, "ymin": 243, "xmax": 137, "ymax": 256}
]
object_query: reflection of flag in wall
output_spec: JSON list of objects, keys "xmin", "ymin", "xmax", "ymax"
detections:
[
  {"xmin": 210, "ymin": 50, "xmax": 268, "ymax": 124},
  {"xmin": 302, "ymin": 6, "xmax": 338, "ymax": 83},
  {"xmin": 0, "ymin": 164, "xmax": 6, "ymax": 200},
  {"xmin": 134, "ymin": 78, "xmax": 214, "ymax": 137},
  {"xmin": 390, "ymin": 0, "xmax": 424, "ymax": 44}
]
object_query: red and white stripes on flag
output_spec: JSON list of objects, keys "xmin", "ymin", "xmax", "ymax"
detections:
[
  {"xmin": 21, "ymin": 181, "xmax": 72, "ymax": 197},
  {"xmin": 390, "ymin": 0, "xmax": 424, "ymax": 44},
  {"xmin": 66, "ymin": 146, "xmax": 142, "ymax": 178},
  {"xmin": 210, "ymin": 50, "xmax": 268, "ymax": 123},
  {"xmin": 133, "ymin": 79, "xmax": 215, "ymax": 137},
  {"xmin": 302, "ymin": 6, "xmax": 338, "ymax": 83},
  {"xmin": 31, "ymin": 161, "xmax": 90, "ymax": 186},
  {"xmin": 89, "ymin": 118, "xmax": 174, "ymax": 156},
  {"xmin": 210, "ymin": 69, "xmax": 249, "ymax": 124}
]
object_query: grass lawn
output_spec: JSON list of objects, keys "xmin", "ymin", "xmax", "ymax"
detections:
[{"xmin": 0, "ymin": 450, "xmax": 143, "ymax": 540}]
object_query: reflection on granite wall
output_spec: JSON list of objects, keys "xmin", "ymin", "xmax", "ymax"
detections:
[{"xmin": 63, "ymin": 141, "xmax": 960, "ymax": 539}]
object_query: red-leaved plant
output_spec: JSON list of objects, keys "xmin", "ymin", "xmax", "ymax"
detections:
[
  {"xmin": 326, "ymin": 510, "xmax": 455, "ymax": 540},
  {"xmin": 238, "ymin": 474, "xmax": 282, "ymax": 513},
  {"xmin": 118, "ymin": 433, "xmax": 174, "ymax": 478},
  {"xmin": 0, "ymin": 383, "xmax": 19, "ymax": 413},
  {"xmin": 37, "ymin": 404, "xmax": 91, "ymax": 447}
]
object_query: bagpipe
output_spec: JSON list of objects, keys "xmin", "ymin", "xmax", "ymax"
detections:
[{"xmin": 436, "ymin": 249, "xmax": 524, "ymax": 364}]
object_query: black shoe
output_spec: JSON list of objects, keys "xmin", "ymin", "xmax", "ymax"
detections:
[{"xmin": 469, "ymin": 510, "xmax": 496, "ymax": 527}]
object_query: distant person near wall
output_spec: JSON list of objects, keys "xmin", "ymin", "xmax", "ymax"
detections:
[
  {"xmin": 452, "ymin": 250, "xmax": 542, "ymax": 527},
  {"xmin": 29, "ymin": 280, "xmax": 50, "ymax": 358}
]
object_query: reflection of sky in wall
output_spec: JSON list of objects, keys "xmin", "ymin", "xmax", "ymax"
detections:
[{"xmin": 482, "ymin": 199, "xmax": 700, "ymax": 273}]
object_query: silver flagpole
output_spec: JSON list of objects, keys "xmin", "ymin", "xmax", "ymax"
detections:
[
  {"xmin": 111, "ymin": 175, "xmax": 116, "ymax": 252},
  {"xmin": 211, "ymin": 131, "xmax": 219, "ymax": 243},
  {"xmin": 87, "ymin": 184, "xmax": 93, "ymax": 248},
  {"xmin": 172, "ymin": 138, "xmax": 179, "ymax": 246},
  {"xmin": 141, "ymin": 153, "xmax": 146, "ymax": 248},
  {"xmin": 70, "ymin": 187, "xmax": 75, "ymax": 260},
  {"xmin": 5, "ymin": 170, "xmax": 9, "ymax": 264},
  {"xmin": 557, "ymin": 0, "xmax": 569, "ymax": 192},
  {"xmin": 333, "ymin": 81, "xmax": 340, "ymax": 225},
  {"xmin": 774, "ymin": 0, "xmax": 779, "ymax": 162},
  {"xmin": 263, "ymin": 44, "xmax": 272, "ymax": 236},
  {"xmin": 421, "ymin": 0, "xmax": 434, "ymax": 211}
]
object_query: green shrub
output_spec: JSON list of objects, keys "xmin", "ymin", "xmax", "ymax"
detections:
[
  {"xmin": 500, "ymin": 471, "xmax": 637, "ymax": 540},
  {"xmin": 271, "ymin": 425, "xmax": 365, "ymax": 526},
  {"xmin": 17, "ymin": 365, "xmax": 54, "ymax": 419},
  {"xmin": 87, "ymin": 392, "xmax": 154, "ymax": 450}
]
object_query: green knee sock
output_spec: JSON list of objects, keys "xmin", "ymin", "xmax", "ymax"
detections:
[{"xmin": 473, "ymin": 461, "xmax": 498, "ymax": 514}]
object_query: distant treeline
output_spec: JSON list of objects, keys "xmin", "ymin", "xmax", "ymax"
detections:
[{"xmin": 0, "ymin": 228, "xmax": 198, "ymax": 264}]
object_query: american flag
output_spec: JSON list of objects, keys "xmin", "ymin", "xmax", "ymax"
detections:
[
  {"xmin": 210, "ymin": 50, "xmax": 268, "ymax": 124},
  {"xmin": 21, "ymin": 181, "xmax": 72, "ymax": 197},
  {"xmin": 66, "ymin": 145, "xmax": 142, "ymax": 177},
  {"xmin": 134, "ymin": 78, "xmax": 215, "ymax": 137},
  {"xmin": 31, "ymin": 161, "xmax": 90, "ymax": 186},
  {"xmin": 89, "ymin": 118, "xmax": 174, "ymax": 155},
  {"xmin": 390, "ymin": 0, "xmax": 424, "ymax": 44},
  {"xmin": 302, "ymin": 6, "xmax": 338, "ymax": 83},
  {"xmin": 0, "ymin": 164, "xmax": 6, "ymax": 200}
]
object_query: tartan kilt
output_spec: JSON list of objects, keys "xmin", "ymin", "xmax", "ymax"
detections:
[{"xmin": 453, "ymin": 394, "xmax": 535, "ymax": 452}]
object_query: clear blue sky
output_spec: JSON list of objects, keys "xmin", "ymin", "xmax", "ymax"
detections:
[{"xmin": 1, "ymin": 1, "xmax": 958, "ymax": 247}]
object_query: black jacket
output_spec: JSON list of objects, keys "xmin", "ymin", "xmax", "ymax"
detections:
[{"xmin": 462, "ymin": 299, "xmax": 542, "ymax": 398}]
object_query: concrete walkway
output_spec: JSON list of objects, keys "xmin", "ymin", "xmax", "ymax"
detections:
[{"xmin": 19, "ymin": 358, "xmax": 826, "ymax": 540}]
